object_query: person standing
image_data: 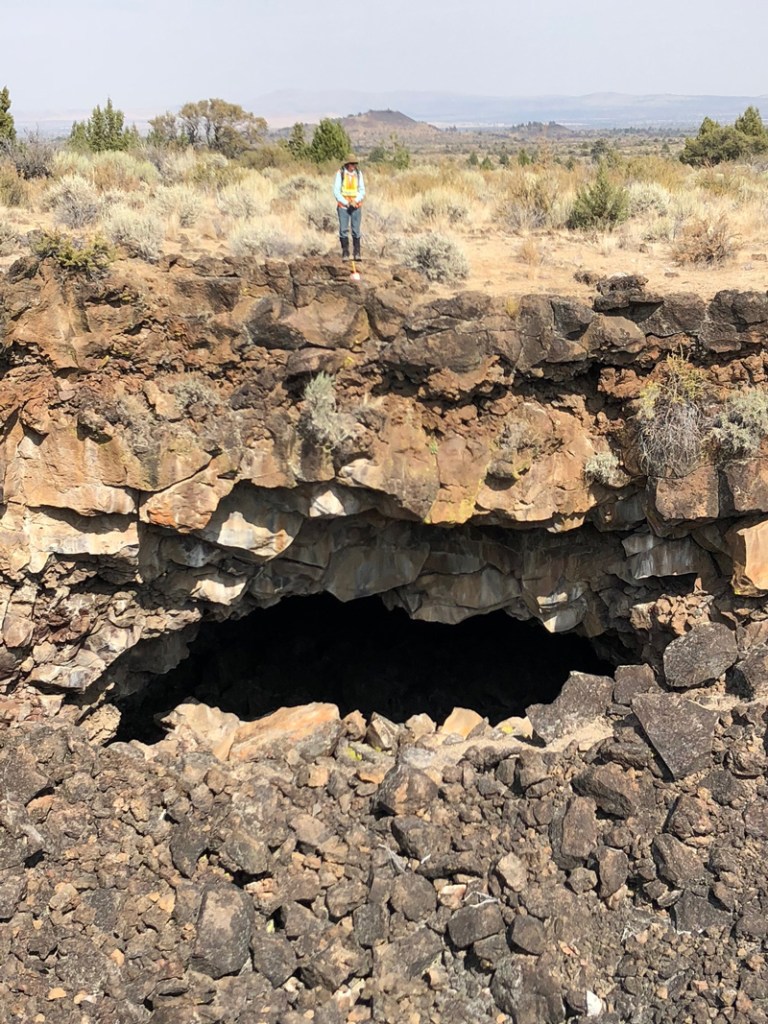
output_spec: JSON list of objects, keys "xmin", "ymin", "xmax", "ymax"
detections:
[{"xmin": 334, "ymin": 154, "xmax": 365, "ymax": 261}]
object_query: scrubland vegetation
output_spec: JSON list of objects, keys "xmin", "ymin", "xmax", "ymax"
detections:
[{"xmin": 0, "ymin": 93, "xmax": 767, "ymax": 289}]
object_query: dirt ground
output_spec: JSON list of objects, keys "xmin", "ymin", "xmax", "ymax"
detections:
[
  {"xmin": 452, "ymin": 227, "xmax": 768, "ymax": 304},
  {"xmin": 3, "ymin": 202, "xmax": 767, "ymax": 305}
]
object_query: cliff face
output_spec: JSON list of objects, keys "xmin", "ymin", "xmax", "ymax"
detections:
[{"xmin": 1, "ymin": 251, "xmax": 768, "ymax": 722}]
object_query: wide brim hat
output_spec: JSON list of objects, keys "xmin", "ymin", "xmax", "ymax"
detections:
[{"xmin": 343, "ymin": 154, "xmax": 360, "ymax": 165}]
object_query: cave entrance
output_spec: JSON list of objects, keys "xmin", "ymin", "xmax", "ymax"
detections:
[{"xmin": 117, "ymin": 593, "xmax": 612, "ymax": 744}]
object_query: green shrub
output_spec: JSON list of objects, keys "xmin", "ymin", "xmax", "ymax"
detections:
[
  {"xmin": 69, "ymin": 98, "xmax": 140, "ymax": 153},
  {"xmin": 584, "ymin": 451, "xmax": 623, "ymax": 486},
  {"xmin": 567, "ymin": 165, "xmax": 629, "ymax": 230},
  {"xmin": 301, "ymin": 373, "xmax": 354, "ymax": 449},
  {"xmin": 30, "ymin": 230, "xmax": 113, "ymax": 275},
  {"xmin": 308, "ymin": 119, "xmax": 350, "ymax": 164},
  {"xmin": 680, "ymin": 107, "xmax": 768, "ymax": 167},
  {"xmin": 400, "ymin": 232, "xmax": 469, "ymax": 282},
  {"xmin": 636, "ymin": 355, "xmax": 709, "ymax": 478},
  {"xmin": 710, "ymin": 391, "xmax": 768, "ymax": 458}
]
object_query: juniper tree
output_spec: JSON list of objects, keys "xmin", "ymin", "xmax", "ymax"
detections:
[
  {"xmin": 69, "ymin": 98, "xmax": 138, "ymax": 152},
  {"xmin": 308, "ymin": 119, "xmax": 350, "ymax": 164},
  {"xmin": 0, "ymin": 87, "xmax": 16, "ymax": 143},
  {"xmin": 287, "ymin": 122, "xmax": 309, "ymax": 159}
]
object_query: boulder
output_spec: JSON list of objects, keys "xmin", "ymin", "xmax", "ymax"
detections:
[
  {"xmin": 230, "ymin": 703, "xmax": 342, "ymax": 762},
  {"xmin": 192, "ymin": 882, "xmax": 253, "ymax": 979},
  {"xmin": 633, "ymin": 694, "xmax": 718, "ymax": 780},
  {"xmin": 527, "ymin": 672, "xmax": 614, "ymax": 743},
  {"xmin": 663, "ymin": 624, "xmax": 738, "ymax": 689}
]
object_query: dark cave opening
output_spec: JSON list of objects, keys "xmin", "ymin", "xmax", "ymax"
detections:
[{"xmin": 116, "ymin": 593, "xmax": 615, "ymax": 744}]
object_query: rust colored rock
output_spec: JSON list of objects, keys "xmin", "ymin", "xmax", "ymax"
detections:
[
  {"xmin": 374, "ymin": 764, "xmax": 439, "ymax": 817},
  {"xmin": 229, "ymin": 703, "xmax": 342, "ymax": 763}
]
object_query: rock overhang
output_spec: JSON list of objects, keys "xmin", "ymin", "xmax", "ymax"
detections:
[{"xmin": 0, "ymin": 252, "xmax": 767, "ymax": 714}]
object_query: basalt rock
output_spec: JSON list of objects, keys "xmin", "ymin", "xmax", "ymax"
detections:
[
  {"xmin": 1, "ymin": 254, "xmax": 768, "ymax": 721},
  {"xmin": 3, "ymin": 251, "xmax": 768, "ymax": 1019}
]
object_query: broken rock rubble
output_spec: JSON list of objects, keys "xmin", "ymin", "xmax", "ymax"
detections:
[{"xmin": 2, "ymin": 649, "xmax": 768, "ymax": 1024}]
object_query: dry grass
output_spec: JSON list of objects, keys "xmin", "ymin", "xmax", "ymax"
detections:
[
  {"xmin": 671, "ymin": 215, "xmax": 739, "ymax": 266},
  {"xmin": 1, "ymin": 146, "xmax": 768, "ymax": 297}
]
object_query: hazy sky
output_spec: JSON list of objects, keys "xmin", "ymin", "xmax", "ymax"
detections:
[{"xmin": 5, "ymin": 0, "xmax": 767, "ymax": 117}]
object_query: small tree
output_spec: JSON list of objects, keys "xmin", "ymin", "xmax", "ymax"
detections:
[
  {"xmin": 735, "ymin": 105, "xmax": 765, "ymax": 137},
  {"xmin": 367, "ymin": 134, "xmax": 410, "ymax": 169},
  {"xmin": 178, "ymin": 99, "xmax": 267, "ymax": 158},
  {"xmin": 147, "ymin": 111, "xmax": 179, "ymax": 149},
  {"xmin": 287, "ymin": 122, "xmax": 309, "ymax": 159},
  {"xmin": 69, "ymin": 98, "xmax": 139, "ymax": 152},
  {"xmin": 567, "ymin": 165, "xmax": 629, "ymax": 230},
  {"xmin": 680, "ymin": 107, "xmax": 768, "ymax": 166},
  {"xmin": 308, "ymin": 119, "xmax": 350, "ymax": 164},
  {"xmin": 0, "ymin": 87, "xmax": 15, "ymax": 142}
]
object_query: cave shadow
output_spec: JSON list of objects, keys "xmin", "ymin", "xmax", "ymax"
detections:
[{"xmin": 117, "ymin": 593, "xmax": 613, "ymax": 744}]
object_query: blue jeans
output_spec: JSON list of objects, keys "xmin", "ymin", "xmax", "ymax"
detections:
[{"xmin": 337, "ymin": 205, "xmax": 362, "ymax": 242}]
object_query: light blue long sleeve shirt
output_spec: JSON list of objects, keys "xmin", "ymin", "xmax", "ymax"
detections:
[{"xmin": 333, "ymin": 168, "xmax": 366, "ymax": 205}]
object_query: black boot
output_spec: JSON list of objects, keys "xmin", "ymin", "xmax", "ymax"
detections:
[
  {"xmin": 353, "ymin": 238, "xmax": 361, "ymax": 262},
  {"xmin": 340, "ymin": 237, "xmax": 350, "ymax": 261}
]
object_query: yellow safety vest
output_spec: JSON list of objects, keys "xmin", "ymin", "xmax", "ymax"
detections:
[{"xmin": 340, "ymin": 169, "xmax": 360, "ymax": 200}]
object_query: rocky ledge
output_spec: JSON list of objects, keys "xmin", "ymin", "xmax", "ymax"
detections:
[{"xmin": 0, "ymin": 253, "xmax": 768, "ymax": 718}]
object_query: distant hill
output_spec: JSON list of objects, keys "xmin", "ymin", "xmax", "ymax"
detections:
[
  {"xmin": 248, "ymin": 89, "xmax": 768, "ymax": 130},
  {"xmin": 340, "ymin": 109, "xmax": 441, "ymax": 146}
]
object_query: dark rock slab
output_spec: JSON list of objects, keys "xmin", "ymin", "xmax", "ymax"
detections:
[
  {"xmin": 663, "ymin": 624, "xmax": 738, "ymax": 689},
  {"xmin": 527, "ymin": 672, "xmax": 614, "ymax": 744},
  {"xmin": 390, "ymin": 816, "xmax": 449, "ymax": 860},
  {"xmin": 170, "ymin": 822, "xmax": 209, "ymax": 879},
  {"xmin": 374, "ymin": 926, "xmax": 442, "ymax": 981},
  {"xmin": 352, "ymin": 902, "xmax": 389, "ymax": 947},
  {"xmin": 389, "ymin": 872, "xmax": 437, "ymax": 920},
  {"xmin": 573, "ymin": 763, "xmax": 646, "ymax": 818},
  {"xmin": 508, "ymin": 915, "xmax": 547, "ymax": 955},
  {"xmin": 447, "ymin": 901, "xmax": 505, "ymax": 949},
  {"xmin": 633, "ymin": 694, "xmax": 719, "ymax": 780},
  {"xmin": 729, "ymin": 644, "xmax": 768, "ymax": 699},
  {"xmin": 491, "ymin": 958, "xmax": 566, "ymax": 1023},
  {"xmin": 220, "ymin": 830, "xmax": 271, "ymax": 876},
  {"xmin": 596, "ymin": 847, "xmax": 629, "ymax": 898},
  {"xmin": 192, "ymin": 882, "xmax": 253, "ymax": 979},
  {"xmin": 374, "ymin": 765, "xmax": 439, "ymax": 816},
  {"xmin": 300, "ymin": 936, "xmax": 368, "ymax": 991},
  {"xmin": 550, "ymin": 796, "xmax": 598, "ymax": 870},
  {"xmin": 251, "ymin": 931, "xmax": 297, "ymax": 988},
  {"xmin": 325, "ymin": 879, "xmax": 368, "ymax": 920},
  {"xmin": 672, "ymin": 890, "xmax": 732, "ymax": 934},
  {"xmin": 613, "ymin": 663, "xmax": 660, "ymax": 706},
  {"xmin": 652, "ymin": 834, "xmax": 707, "ymax": 887}
]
